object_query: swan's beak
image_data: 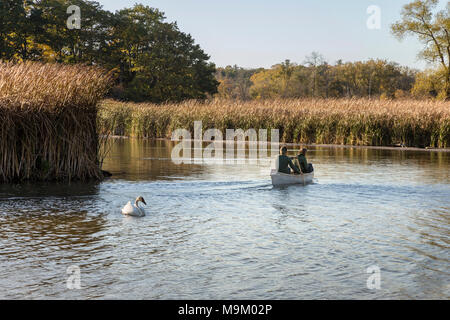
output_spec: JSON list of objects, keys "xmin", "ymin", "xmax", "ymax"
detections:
[{"xmin": 142, "ymin": 199, "xmax": 147, "ymax": 206}]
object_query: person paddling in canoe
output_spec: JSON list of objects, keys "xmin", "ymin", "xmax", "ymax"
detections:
[
  {"xmin": 278, "ymin": 146, "xmax": 301, "ymax": 174},
  {"xmin": 296, "ymin": 148, "xmax": 314, "ymax": 173}
]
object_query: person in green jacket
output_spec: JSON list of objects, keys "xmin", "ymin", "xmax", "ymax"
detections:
[
  {"xmin": 296, "ymin": 148, "xmax": 314, "ymax": 173},
  {"xmin": 278, "ymin": 146, "xmax": 300, "ymax": 174}
]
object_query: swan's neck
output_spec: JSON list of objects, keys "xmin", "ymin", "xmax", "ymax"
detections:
[{"xmin": 134, "ymin": 200, "xmax": 144, "ymax": 216}]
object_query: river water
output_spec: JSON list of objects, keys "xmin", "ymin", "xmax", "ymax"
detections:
[{"xmin": 0, "ymin": 139, "xmax": 449, "ymax": 299}]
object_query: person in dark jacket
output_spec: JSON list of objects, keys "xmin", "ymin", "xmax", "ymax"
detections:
[
  {"xmin": 296, "ymin": 148, "xmax": 313, "ymax": 173},
  {"xmin": 278, "ymin": 146, "xmax": 300, "ymax": 174}
]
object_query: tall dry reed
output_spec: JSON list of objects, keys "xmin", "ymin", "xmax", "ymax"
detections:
[
  {"xmin": 0, "ymin": 62, "xmax": 113, "ymax": 182},
  {"xmin": 98, "ymin": 98, "xmax": 450, "ymax": 148}
]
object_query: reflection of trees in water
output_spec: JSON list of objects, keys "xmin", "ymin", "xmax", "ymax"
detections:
[
  {"xmin": 101, "ymin": 138, "xmax": 450, "ymax": 182},
  {"xmin": 311, "ymin": 146, "xmax": 450, "ymax": 183},
  {"xmin": 0, "ymin": 208, "xmax": 106, "ymax": 251},
  {"xmin": 0, "ymin": 182, "xmax": 107, "ymax": 264},
  {"xmin": 102, "ymin": 138, "xmax": 204, "ymax": 181}
]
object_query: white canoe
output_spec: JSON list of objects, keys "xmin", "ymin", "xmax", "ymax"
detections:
[{"xmin": 270, "ymin": 169, "xmax": 314, "ymax": 186}]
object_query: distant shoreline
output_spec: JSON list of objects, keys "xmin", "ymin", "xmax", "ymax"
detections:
[{"xmin": 107, "ymin": 136, "xmax": 450, "ymax": 153}]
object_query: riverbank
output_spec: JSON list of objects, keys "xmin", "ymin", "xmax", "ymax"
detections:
[
  {"xmin": 106, "ymin": 136, "xmax": 450, "ymax": 153},
  {"xmin": 98, "ymin": 98, "xmax": 450, "ymax": 149}
]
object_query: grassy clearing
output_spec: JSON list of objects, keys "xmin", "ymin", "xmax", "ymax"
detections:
[
  {"xmin": 98, "ymin": 98, "xmax": 450, "ymax": 148},
  {"xmin": 0, "ymin": 62, "xmax": 113, "ymax": 182}
]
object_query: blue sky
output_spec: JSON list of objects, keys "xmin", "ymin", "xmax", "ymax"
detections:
[{"xmin": 98, "ymin": 0, "xmax": 447, "ymax": 70}]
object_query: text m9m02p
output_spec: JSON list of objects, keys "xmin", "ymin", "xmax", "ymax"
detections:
[{"xmin": 223, "ymin": 304, "xmax": 272, "ymax": 315}]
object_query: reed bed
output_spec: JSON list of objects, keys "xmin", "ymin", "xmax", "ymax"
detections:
[
  {"xmin": 0, "ymin": 62, "xmax": 113, "ymax": 182},
  {"xmin": 99, "ymin": 98, "xmax": 450, "ymax": 148}
]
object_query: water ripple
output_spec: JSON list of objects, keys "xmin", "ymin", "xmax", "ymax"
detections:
[{"xmin": 0, "ymin": 143, "xmax": 449, "ymax": 299}]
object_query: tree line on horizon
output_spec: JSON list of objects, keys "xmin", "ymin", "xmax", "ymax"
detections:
[
  {"xmin": 0, "ymin": 0, "xmax": 448, "ymax": 102},
  {"xmin": 216, "ymin": 57, "xmax": 420, "ymax": 100}
]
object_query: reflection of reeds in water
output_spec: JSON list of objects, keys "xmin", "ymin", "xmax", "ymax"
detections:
[
  {"xmin": 99, "ymin": 98, "xmax": 450, "ymax": 148},
  {"xmin": 0, "ymin": 62, "xmax": 113, "ymax": 182},
  {"xmin": 100, "ymin": 138, "xmax": 204, "ymax": 180}
]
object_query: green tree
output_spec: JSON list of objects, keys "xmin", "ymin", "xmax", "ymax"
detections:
[
  {"xmin": 392, "ymin": 0, "xmax": 450, "ymax": 99},
  {"xmin": 112, "ymin": 4, "xmax": 218, "ymax": 102},
  {"xmin": 0, "ymin": 0, "xmax": 45, "ymax": 61},
  {"xmin": 0, "ymin": 0, "xmax": 18, "ymax": 60},
  {"xmin": 35, "ymin": 0, "xmax": 114, "ymax": 64}
]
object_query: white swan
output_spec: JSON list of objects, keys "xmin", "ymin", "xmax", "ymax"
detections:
[{"xmin": 121, "ymin": 196, "xmax": 147, "ymax": 217}]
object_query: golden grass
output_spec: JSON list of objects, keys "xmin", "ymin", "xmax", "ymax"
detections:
[
  {"xmin": 0, "ymin": 62, "xmax": 113, "ymax": 182},
  {"xmin": 99, "ymin": 98, "xmax": 450, "ymax": 148}
]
